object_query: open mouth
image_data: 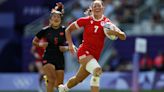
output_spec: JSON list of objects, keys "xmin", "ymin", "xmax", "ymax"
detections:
[
  {"xmin": 94, "ymin": 7, "xmax": 101, "ymax": 12},
  {"xmin": 95, "ymin": 9, "xmax": 101, "ymax": 12},
  {"xmin": 54, "ymin": 20, "xmax": 59, "ymax": 22}
]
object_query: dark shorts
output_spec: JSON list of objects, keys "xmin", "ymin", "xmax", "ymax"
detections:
[{"xmin": 43, "ymin": 58, "xmax": 65, "ymax": 70}]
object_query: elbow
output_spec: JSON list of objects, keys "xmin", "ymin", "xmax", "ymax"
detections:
[
  {"xmin": 65, "ymin": 29, "xmax": 70, "ymax": 37},
  {"xmin": 32, "ymin": 38, "xmax": 39, "ymax": 47},
  {"xmin": 32, "ymin": 39, "xmax": 36, "ymax": 46},
  {"xmin": 32, "ymin": 40, "xmax": 35, "ymax": 45},
  {"xmin": 65, "ymin": 28, "xmax": 72, "ymax": 34},
  {"xmin": 119, "ymin": 32, "xmax": 126, "ymax": 40},
  {"xmin": 121, "ymin": 34, "xmax": 126, "ymax": 40}
]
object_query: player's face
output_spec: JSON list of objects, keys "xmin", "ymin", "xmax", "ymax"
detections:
[
  {"xmin": 50, "ymin": 13, "xmax": 61, "ymax": 27},
  {"xmin": 91, "ymin": 1, "xmax": 104, "ymax": 16}
]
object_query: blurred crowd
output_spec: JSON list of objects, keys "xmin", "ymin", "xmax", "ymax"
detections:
[{"xmin": 102, "ymin": 49, "xmax": 164, "ymax": 72}]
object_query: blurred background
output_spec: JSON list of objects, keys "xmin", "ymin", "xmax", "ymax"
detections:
[{"xmin": 0, "ymin": 0, "xmax": 164, "ymax": 92}]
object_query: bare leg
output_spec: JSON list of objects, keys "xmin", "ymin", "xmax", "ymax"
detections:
[
  {"xmin": 91, "ymin": 67, "xmax": 102, "ymax": 92},
  {"xmin": 66, "ymin": 55, "xmax": 93, "ymax": 89},
  {"xmin": 66, "ymin": 65, "xmax": 90, "ymax": 88},
  {"xmin": 55, "ymin": 70, "xmax": 64, "ymax": 87},
  {"xmin": 35, "ymin": 62, "xmax": 44, "ymax": 87},
  {"xmin": 58, "ymin": 55, "xmax": 94, "ymax": 92},
  {"xmin": 43, "ymin": 64, "xmax": 56, "ymax": 92}
]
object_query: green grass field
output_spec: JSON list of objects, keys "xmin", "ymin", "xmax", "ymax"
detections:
[{"xmin": 0, "ymin": 90, "xmax": 164, "ymax": 92}]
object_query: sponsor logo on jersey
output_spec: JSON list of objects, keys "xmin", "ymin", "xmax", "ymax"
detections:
[
  {"xmin": 90, "ymin": 20, "xmax": 93, "ymax": 24},
  {"xmin": 101, "ymin": 21, "xmax": 105, "ymax": 26},
  {"xmin": 105, "ymin": 18, "xmax": 109, "ymax": 22},
  {"xmin": 60, "ymin": 32, "xmax": 64, "ymax": 36}
]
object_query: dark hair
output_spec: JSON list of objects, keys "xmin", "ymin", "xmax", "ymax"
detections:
[
  {"xmin": 50, "ymin": 2, "xmax": 64, "ymax": 17},
  {"xmin": 84, "ymin": 8, "xmax": 92, "ymax": 16}
]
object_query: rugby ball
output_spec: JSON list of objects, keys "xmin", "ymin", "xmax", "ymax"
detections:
[{"xmin": 103, "ymin": 22, "xmax": 118, "ymax": 40}]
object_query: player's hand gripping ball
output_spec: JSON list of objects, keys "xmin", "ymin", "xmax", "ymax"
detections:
[{"xmin": 103, "ymin": 22, "xmax": 118, "ymax": 40}]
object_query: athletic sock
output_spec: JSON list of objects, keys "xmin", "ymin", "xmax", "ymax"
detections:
[{"xmin": 64, "ymin": 84, "xmax": 69, "ymax": 91}]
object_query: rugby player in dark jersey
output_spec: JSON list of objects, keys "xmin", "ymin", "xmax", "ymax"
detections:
[{"xmin": 32, "ymin": 2, "xmax": 70, "ymax": 92}]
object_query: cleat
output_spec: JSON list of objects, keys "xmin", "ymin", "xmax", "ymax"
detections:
[{"xmin": 58, "ymin": 84, "xmax": 68, "ymax": 92}]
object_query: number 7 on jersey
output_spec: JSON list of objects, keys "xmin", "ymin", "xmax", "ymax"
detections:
[{"xmin": 94, "ymin": 25, "xmax": 99, "ymax": 33}]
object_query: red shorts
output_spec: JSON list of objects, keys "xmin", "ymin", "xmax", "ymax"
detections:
[{"xmin": 77, "ymin": 44, "xmax": 100, "ymax": 61}]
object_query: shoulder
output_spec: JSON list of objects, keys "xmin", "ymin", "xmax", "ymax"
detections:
[
  {"xmin": 60, "ymin": 26, "xmax": 66, "ymax": 31},
  {"xmin": 61, "ymin": 25, "xmax": 66, "ymax": 29},
  {"xmin": 36, "ymin": 26, "xmax": 50, "ymax": 35},
  {"xmin": 59, "ymin": 25, "xmax": 66, "ymax": 30},
  {"xmin": 35, "ymin": 26, "xmax": 50, "ymax": 37},
  {"xmin": 103, "ymin": 16, "xmax": 111, "ymax": 22},
  {"xmin": 77, "ymin": 16, "xmax": 90, "ymax": 21},
  {"xmin": 42, "ymin": 26, "xmax": 50, "ymax": 31}
]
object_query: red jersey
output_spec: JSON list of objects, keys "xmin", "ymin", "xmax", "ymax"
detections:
[
  {"xmin": 75, "ymin": 15, "xmax": 110, "ymax": 60},
  {"xmin": 32, "ymin": 38, "xmax": 46, "ymax": 62},
  {"xmin": 32, "ymin": 46, "xmax": 45, "ymax": 62},
  {"xmin": 35, "ymin": 47, "xmax": 45, "ymax": 58},
  {"xmin": 37, "ymin": 38, "xmax": 46, "ymax": 58}
]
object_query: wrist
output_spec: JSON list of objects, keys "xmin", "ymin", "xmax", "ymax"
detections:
[
  {"xmin": 38, "ymin": 43, "xmax": 42, "ymax": 47},
  {"xmin": 68, "ymin": 42, "xmax": 73, "ymax": 46}
]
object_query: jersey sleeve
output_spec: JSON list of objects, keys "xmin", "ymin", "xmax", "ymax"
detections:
[
  {"xmin": 35, "ymin": 29, "xmax": 46, "ymax": 39},
  {"xmin": 74, "ymin": 17, "xmax": 89, "ymax": 29},
  {"xmin": 105, "ymin": 17, "xmax": 111, "ymax": 23}
]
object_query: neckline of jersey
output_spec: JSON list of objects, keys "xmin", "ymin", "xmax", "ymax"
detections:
[
  {"xmin": 91, "ymin": 15, "xmax": 104, "ymax": 21},
  {"xmin": 50, "ymin": 26, "xmax": 61, "ymax": 30}
]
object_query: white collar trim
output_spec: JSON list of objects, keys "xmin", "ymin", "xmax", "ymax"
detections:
[{"xmin": 92, "ymin": 15, "xmax": 104, "ymax": 21}]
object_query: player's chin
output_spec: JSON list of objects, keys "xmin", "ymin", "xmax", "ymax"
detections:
[{"xmin": 94, "ymin": 11, "xmax": 102, "ymax": 15}]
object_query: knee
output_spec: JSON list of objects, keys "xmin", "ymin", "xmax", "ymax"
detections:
[
  {"xmin": 86, "ymin": 58, "xmax": 101, "ymax": 74},
  {"xmin": 90, "ymin": 67, "xmax": 102, "ymax": 87},
  {"xmin": 93, "ymin": 67, "xmax": 102, "ymax": 77},
  {"xmin": 43, "ymin": 64, "xmax": 56, "ymax": 84},
  {"xmin": 43, "ymin": 64, "xmax": 55, "ymax": 71}
]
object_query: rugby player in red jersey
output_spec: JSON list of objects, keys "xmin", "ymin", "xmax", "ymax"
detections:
[{"xmin": 59, "ymin": 0, "xmax": 126, "ymax": 92}]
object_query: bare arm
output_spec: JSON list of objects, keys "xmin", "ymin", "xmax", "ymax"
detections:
[
  {"xmin": 31, "ymin": 46, "xmax": 41, "ymax": 59},
  {"xmin": 107, "ymin": 23, "xmax": 126, "ymax": 40},
  {"xmin": 32, "ymin": 37, "xmax": 40, "ymax": 47},
  {"xmin": 65, "ymin": 22, "xmax": 79, "ymax": 54},
  {"xmin": 32, "ymin": 37, "xmax": 48, "ymax": 48},
  {"xmin": 113, "ymin": 25, "xmax": 126, "ymax": 40},
  {"xmin": 59, "ymin": 46, "xmax": 69, "ymax": 52}
]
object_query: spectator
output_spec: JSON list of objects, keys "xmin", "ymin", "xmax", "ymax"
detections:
[
  {"xmin": 140, "ymin": 53, "xmax": 153, "ymax": 71},
  {"xmin": 154, "ymin": 52, "xmax": 164, "ymax": 71}
]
